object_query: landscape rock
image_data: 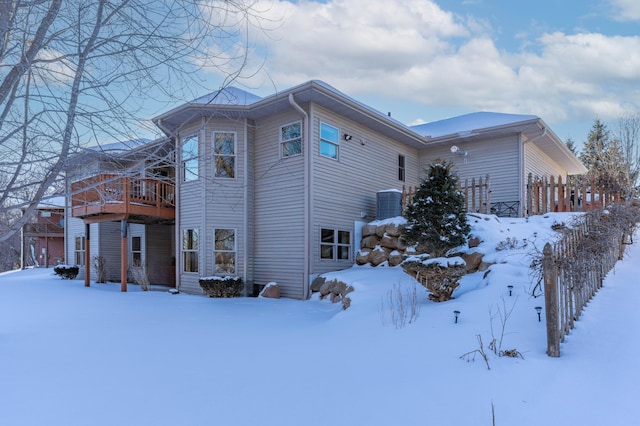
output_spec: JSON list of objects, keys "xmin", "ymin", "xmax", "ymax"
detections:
[{"xmin": 260, "ymin": 283, "xmax": 280, "ymax": 298}]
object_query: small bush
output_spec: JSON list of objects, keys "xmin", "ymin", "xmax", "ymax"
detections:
[
  {"xmin": 199, "ymin": 276, "xmax": 243, "ymax": 298},
  {"xmin": 130, "ymin": 262, "xmax": 150, "ymax": 291},
  {"xmin": 92, "ymin": 256, "xmax": 107, "ymax": 283},
  {"xmin": 54, "ymin": 265, "xmax": 79, "ymax": 280}
]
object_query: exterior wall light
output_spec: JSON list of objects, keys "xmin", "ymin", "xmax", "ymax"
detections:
[{"xmin": 343, "ymin": 134, "xmax": 353, "ymax": 141}]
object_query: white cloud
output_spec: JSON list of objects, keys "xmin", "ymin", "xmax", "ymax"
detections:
[
  {"xmin": 608, "ymin": 0, "xmax": 640, "ymax": 21},
  {"xmin": 202, "ymin": 0, "xmax": 640, "ymax": 127}
]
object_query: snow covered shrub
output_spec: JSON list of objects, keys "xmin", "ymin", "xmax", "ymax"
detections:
[
  {"xmin": 199, "ymin": 276, "xmax": 243, "ymax": 298},
  {"xmin": 130, "ymin": 262, "xmax": 150, "ymax": 291},
  {"xmin": 402, "ymin": 256, "xmax": 466, "ymax": 302},
  {"xmin": 53, "ymin": 265, "xmax": 79, "ymax": 280},
  {"xmin": 495, "ymin": 237, "xmax": 527, "ymax": 251},
  {"xmin": 402, "ymin": 160, "xmax": 470, "ymax": 257},
  {"xmin": 378, "ymin": 282, "xmax": 421, "ymax": 328},
  {"xmin": 92, "ymin": 256, "xmax": 107, "ymax": 283}
]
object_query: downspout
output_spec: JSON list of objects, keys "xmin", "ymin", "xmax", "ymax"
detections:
[
  {"xmin": 288, "ymin": 93, "xmax": 311, "ymax": 300},
  {"xmin": 243, "ymin": 118, "xmax": 249, "ymax": 296}
]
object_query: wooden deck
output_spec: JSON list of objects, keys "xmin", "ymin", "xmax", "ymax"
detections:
[{"xmin": 71, "ymin": 174, "xmax": 175, "ymax": 223}]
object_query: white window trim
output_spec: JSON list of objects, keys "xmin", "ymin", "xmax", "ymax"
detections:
[
  {"xmin": 181, "ymin": 134, "xmax": 199, "ymax": 182},
  {"xmin": 213, "ymin": 227, "xmax": 237, "ymax": 275},
  {"xmin": 319, "ymin": 122, "xmax": 340, "ymax": 160},
  {"xmin": 181, "ymin": 228, "xmax": 199, "ymax": 274},
  {"xmin": 213, "ymin": 131, "xmax": 237, "ymax": 179},
  {"xmin": 280, "ymin": 120, "xmax": 303, "ymax": 158},
  {"xmin": 320, "ymin": 228, "xmax": 351, "ymax": 261}
]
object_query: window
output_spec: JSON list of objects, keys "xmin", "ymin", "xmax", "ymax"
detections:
[
  {"xmin": 320, "ymin": 228, "xmax": 351, "ymax": 260},
  {"xmin": 214, "ymin": 228, "xmax": 236, "ymax": 274},
  {"xmin": 213, "ymin": 131, "xmax": 235, "ymax": 178},
  {"xmin": 181, "ymin": 135, "xmax": 198, "ymax": 182},
  {"xmin": 281, "ymin": 121, "xmax": 302, "ymax": 157},
  {"xmin": 398, "ymin": 154, "xmax": 406, "ymax": 182},
  {"xmin": 131, "ymin": 236, "xmax": 142, "ymax": 265},
  {"xmin": 182, "ymin": 229, "xmax": 199, "ymax": 273},
  {"xmin": 320, "ymin": 123, "xmax": 339, "ymax": 159},
  {"xmin": 74, "ymin": 236, "xmax": 86, "ymax": 266}
]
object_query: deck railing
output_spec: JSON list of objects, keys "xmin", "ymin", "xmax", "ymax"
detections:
[{"xmin": 71, "ymin": 173, "xmax": 175, "ymax": 218}]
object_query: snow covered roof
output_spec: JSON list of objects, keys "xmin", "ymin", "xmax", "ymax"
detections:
[
  {"xmin": 88, "ymin": 138, "xmax": 153, "ymax": 154},
  {"xmin": 190, "ymin": 86, "xmax": 262, "ymax": 106},
  {"xmin": 410, "ymin": 112, "xmax": 539, "ymax": 138},
  {"xmin": 37, "ymin": 196, "xmax": 65, "ymax": 209}
]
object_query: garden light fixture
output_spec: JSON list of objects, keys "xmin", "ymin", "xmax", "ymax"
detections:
[{"xmin": 535, "ymin": 306, "xmax": 542, "ymax": 322}]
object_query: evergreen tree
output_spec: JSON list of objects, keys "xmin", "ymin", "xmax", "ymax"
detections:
[
  {"xmin": 403, "ymin": 160, "xmax": 471, "ymax": 257},
  {"xmin": 565, "ymin": 137, "xmax": 578, "ymax": 155},
  {"xmin": 580, "ymin": 119, "xmax": 626, "ymax": 193}
]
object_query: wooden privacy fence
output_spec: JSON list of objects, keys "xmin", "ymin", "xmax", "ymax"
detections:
[
  {"xmin": 527, "ymin": 173, "xmax": 621, "ymax": 215},
  {"xmin": 542, "ymin": 213, "xmax": 628, "ymax": 357},
  {"xmin": 402, "ymin": 175, "xmax": 491, "ymax": 215}
]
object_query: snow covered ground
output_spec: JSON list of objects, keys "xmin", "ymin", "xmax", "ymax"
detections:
[{"xmin": 1, "ymin": 213, "xmax": 639, "ymax": 426}]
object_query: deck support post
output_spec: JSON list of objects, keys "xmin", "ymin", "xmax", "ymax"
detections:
[
  {"xmin": 120, "ymin": 219, "xmax": 128, "ymax": 292},
  {"xmin": 84, "ymin": 223, "xmax": 91, "ymax": 287}
]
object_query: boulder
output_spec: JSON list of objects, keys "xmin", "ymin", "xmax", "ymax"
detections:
[
  {"xmin": 310, "ymin": 276, "xmax": 326, "ymax": 292},
  {"xmin": 388, "ymin": 250, "xmax": 404, "ymax": 267},
  {"xmin": 260, "ymin": 283, "xmax": 280, "ymax": 298},
  {"xmin": 462, "ymin": 252, "xmax": 484, "ymax": 272},
  {"xmin": 468, "ymin": 237, "xmax": 481, "ymax": 248},
  {"xmin": 361, "ymin": 235, "xmax": 379, "ymax": 249},
  {"xmin": 380, "ymin": 234, "xmax": 398, "ymax": 250},
  {"xmin": 385, "ymin": 223, "xmax": 403, "ymax": 237},
  {"xmin": 369, "ymin": 247, "xmax": 389, "ymax": 266},
  {"xmin": 355, "ymin": 249, "xmax": 371, "ymax": 265},
  {"xmin": 375, "ymin": 225, "xmax": 386, "ymax": 237},
  {"xmin": 361, "ymin": 224, "xmax": 378, "ymax": 237}
]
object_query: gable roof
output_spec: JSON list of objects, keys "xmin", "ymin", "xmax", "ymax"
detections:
[
  {"xmin": 411, "ymin": 112, "xmax": 539, "ymax": 138},
  {"xmin": 411, "ymin": 111, "xmax": 587, "ymax": 175},
  {"xmin": 153, "ymin": 80, "xmax": 429, "ymax": 149},
  {"xmin": 153, "ymin": 81, "xmax": 586, "ymax": 174},
  {"xmin": 190, "ymin": 86, "xmax": 262, "ymax": 106}
]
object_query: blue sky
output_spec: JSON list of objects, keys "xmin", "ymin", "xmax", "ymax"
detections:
[{"xmin": 193, "ymin": 0, "xmax": 640, "ymax": 149}]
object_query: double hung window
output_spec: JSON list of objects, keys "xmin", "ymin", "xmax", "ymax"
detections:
[
  {"xmin": 281, "ymin": 122, "xmax": 302, "ymax": 157},
  {"xmin": 214, "ymin": 229, "xmax": 236, "ymax": 274},
  {"xmin": 182, "ymin": 229, "xmax": 199, "ymax": 273},
  {"xmin": 181, "ymin": 135, "xmax": 198, "ymax": 182},
  {"xmin": 213, "ymin": 132, "xmax": 236, "ymax": 178},
  {"xmin": 320, "ymin": 123, "xmax": 339, "ymax": 159}
]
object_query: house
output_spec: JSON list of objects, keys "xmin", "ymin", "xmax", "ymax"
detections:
[
  {"xmin": 64, "ymin": 138, "xmax": 175, "ymax": 289},
  {"xmin": 67, "ymin": 80, "xmax": 585, "ymax": 299},
  {"xmin": 21, "ymin": 197, "xmax": 66, "ymax": 268},
  {"xmin": 410, "ymin": 112, "xmax": 587, "ymax": 216}
]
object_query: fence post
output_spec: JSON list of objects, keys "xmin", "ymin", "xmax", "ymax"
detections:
[
  {"xmin": 543, "ymin": 242, "xmax": 560, "ymax": 357},
  {"xmin": 485, "ymin": 175, "xmax": 491, "ymax": 214}
]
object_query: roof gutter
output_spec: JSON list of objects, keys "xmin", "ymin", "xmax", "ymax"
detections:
[{"xmin": 288, "ymin": 93, "xmax": 311, "ymax": 300}]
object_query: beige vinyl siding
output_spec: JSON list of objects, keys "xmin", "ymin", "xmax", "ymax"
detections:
[
  {"xmin": 253, "ymin": 110, "xmax": 306, "ymax": 299},
  {"xmin": 178, "ymin": 121, "xmax": 208, "ymax": 294},
  {"xmin": 524, "ymin": 140, "xmax": 568, "ymax": 180},
  {"xmin": 202, "ymin": 120, "xmax": 247, "ymax": 285},
  {"xmin": 65, "ymin": 215, "xmax": 87, "ymax": 276},
  {"xmin": 177, "ymin": 118, "xmax": 250, "ymax": 294},
  {"xmin": 418, "ymin": 135, "xmax": 521, "ymax": 210},
  {"xmin": 310, "ymin": 106, "xmax": 419, "ymax": 276},
  {"xmin": 146, "ymin": 224, "xmax": 174, "ymax": 286},
  {"xmin": 97, "ymin": 221, "xmax": 124, "ymax": 282}
]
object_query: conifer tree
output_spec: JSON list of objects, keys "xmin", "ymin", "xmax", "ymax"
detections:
[
  {"xmin": 403, "ymin": 160, "xmax": 470, "ymax": 257},
  {"xmin": 580, "ymin": 119, "xmax": 626, "ymax": 193}
]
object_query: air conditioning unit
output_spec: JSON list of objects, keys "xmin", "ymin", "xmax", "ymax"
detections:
[{"xmin": 376, "ymin": 189, "xmax": 402, "ymax": 220}]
